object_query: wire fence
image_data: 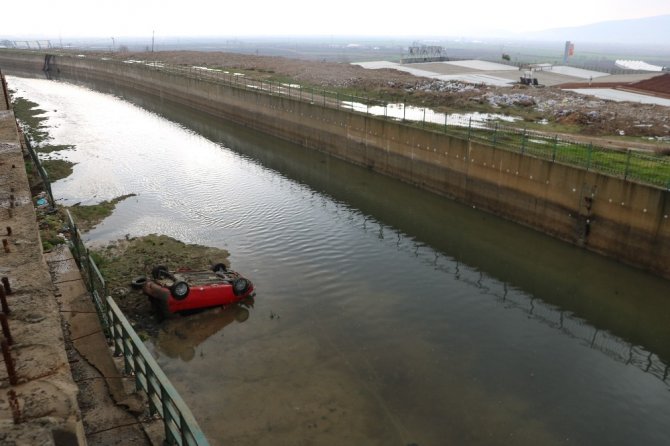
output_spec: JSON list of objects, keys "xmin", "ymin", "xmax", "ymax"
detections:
[{"xmin": 106, "ymin": 57, "xmax": 670, "ymax": 190}]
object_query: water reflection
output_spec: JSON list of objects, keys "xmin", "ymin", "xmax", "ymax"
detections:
[
  {"xmin": 156, "ymin": 303, "xmax": 253, "ymax": 361},
  {"xmin": 341, "ymin": 100, "xmax": 520, "ymax": 127}
]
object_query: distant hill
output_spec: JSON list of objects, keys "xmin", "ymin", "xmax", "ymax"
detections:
[{"xmin": 525, "ymin": 15, "xmax": 670, "ymax": 45}]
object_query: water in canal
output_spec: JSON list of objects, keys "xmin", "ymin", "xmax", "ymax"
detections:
[{"xmin": 8, "ymin": 75, "xmax": 670, "ymax": 446}]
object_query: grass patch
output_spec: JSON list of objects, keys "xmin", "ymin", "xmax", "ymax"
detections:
[
  {"xmin": 38, "ymin": 207, "xmax": 68, "ymax": 252},
  {"xmin": 39, "ymin": 144, "xmax": 75, "ymax": 153},
  {"xmin": 94, "ymin": 234, "xmax": 230, "ymax": 291},
  {"xmin": 68, "ymin": 194, "xmax": 137, "ymax": 232},
  {"xmin": 90, "ymin": 234, "xmax": 231, "ymax": 335},
  {"xmin": 414, "ymin": 119, "xmax": 670, "ymax": 188},
  {"xmin": 42, "ymin": 159, "xmax": 75, "ymax": 182},
  {"xmin": 11, "ymin": 95, "xmax": 49, "ymax": 143}
]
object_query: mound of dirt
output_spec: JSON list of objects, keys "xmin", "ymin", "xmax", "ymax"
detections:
[{"xmin": 92, "ymin": 234, "xmax": 230, "ymax": 336}]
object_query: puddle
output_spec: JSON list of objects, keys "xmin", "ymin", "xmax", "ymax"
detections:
[{"xmin": 341, "ymin": 100, "xmax": 520, "ymax": 127}]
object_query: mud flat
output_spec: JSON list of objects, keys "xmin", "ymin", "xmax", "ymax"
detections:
[{"xmin": 91, "ymin": 234, "xmax": 231, "ymax": 337}]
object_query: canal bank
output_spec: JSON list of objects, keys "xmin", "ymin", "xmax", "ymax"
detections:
[
  {"xmin": 0, "ymin": 51, "xmax": 668, "ymax": 279},
  {"xmin": 6, "ymin": 71, "xmax": 670, "ymax": 446},
  {"xmin": 0, "ymin": 69, "xmax": 87, "ymax": 444},
  {"xmin": 0, "ymin": 69, "xmax": 159, "ymax": 446}
]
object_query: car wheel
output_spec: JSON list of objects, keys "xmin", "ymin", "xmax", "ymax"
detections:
[
  {"xmin": 212, "ymin": 263, "xmax": 227, "ymax": 273},
  {"xmin": 131, "ymin": 276, "xmax": 147, "ymax": 289},
  {"xmin": 152, "ymin": 265, "xmax": 169, "ymax": 280},
  {"xmin": 171, "ymin": 281, "xmax": 190, "ymax": 300},
  {"xmin": 232, "ymin": 278, "xmax": 249, "ymax": 296},
  {"xmin": 235, "ymin": 307, "xmax": 250, "ymax": 323}
]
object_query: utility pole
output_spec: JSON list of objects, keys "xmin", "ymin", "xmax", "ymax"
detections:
[
  {"xmin": 111, "ymin": 37, "xmax": 115, "ymax": 51},
  {"xmin": 151, "ymin": 30, "xmax": 155, "ymax": 53}
]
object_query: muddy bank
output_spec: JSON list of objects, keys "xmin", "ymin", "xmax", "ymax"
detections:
[
  {"xmin": 92, "ymin": 234, "xmax": 230, "ymax": 336},
  {"xmin": 68, "ymin": 194, "xmax": 136, "ymax": 232}
]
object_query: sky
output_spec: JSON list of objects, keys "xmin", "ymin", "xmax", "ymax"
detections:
[{"xmin": 2, "ymin": 0, "xmax": 670, "ymax": 39}]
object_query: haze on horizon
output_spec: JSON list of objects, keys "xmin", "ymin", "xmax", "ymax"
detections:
[{"xmin": 3, "ymin": 0, "xmax": 670, "ymax": 40}]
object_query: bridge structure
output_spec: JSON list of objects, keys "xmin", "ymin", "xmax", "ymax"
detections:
[{"xmin": 0, "ymin": 40, "xmax": 52, "ymax": 49}]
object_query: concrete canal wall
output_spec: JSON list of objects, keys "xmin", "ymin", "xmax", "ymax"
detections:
[
  {"xmin": 0, "ymin": 67, "xmax": 87, "ymax": 445},
  {"xmin": 1, "ymin": 52, "xmax": 669, "ymax": 279}
]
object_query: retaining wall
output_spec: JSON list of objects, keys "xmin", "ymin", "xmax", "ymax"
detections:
[{"xmin": 1, "ymin": 52, "xmax": 668, "ymax": 279}]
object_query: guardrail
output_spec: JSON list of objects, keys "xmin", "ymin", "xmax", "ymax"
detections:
[
  {"xmin": 66, "ymin": 210, "xmax": 210, "ymax": 446},
  {"xmin": 107, "ymin": 297, "xmax": 210, "ymax": 446},
  {"xmin": 23, "ymin": 136, "xmax": 54, "ymax": 205}
]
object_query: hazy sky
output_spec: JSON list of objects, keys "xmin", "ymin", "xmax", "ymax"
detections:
[{"xmin": 3, "ymin": 0, "xmax": 669, "ymax": 38}]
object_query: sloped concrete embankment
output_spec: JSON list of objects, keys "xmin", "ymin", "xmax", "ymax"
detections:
[
  {"xmin": 1, "ymin": 52, "xmax": 668, "ymax": 279},
  {"xmin": 1, "ymin": 67, "xmax": 151, "ymax": 446},
  {"xmin": 0, "ymin": 68, "xmax": 86, "ymax": 445}
]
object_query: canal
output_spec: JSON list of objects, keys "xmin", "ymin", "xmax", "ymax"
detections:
[{"xmin": 8, "ymin": 75, "xmax": 670, "ymax": 446}]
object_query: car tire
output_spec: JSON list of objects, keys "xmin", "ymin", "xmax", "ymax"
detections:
[
  {"xmin": 232, "ymin": 278, "xmax": 249, "ymax": 296},
  {"xmin": 235, "ymin": 307, "xmax": 250, "ymax": 323},
  {"xmin": 171, "ymin": 281, "xmax": 190, "ymax": 300},
  {"xmin": 152, "ymin": 265, "xmax": 169, "ymax": 280},
  {"xmin": 212, "ymin": 263, "xmax": 227, "ymax": 273},
  {"xmin": 131, "ymin": 276, "xmax": 147, "ymax": 289}
]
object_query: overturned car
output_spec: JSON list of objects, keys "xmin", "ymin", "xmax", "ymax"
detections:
[{"xmin": 138, "ymin": 263, "xmax": 255, "ymax": 315}]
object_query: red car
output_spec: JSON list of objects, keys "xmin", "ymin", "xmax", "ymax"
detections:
[{"xmin": 139, "ymin": 264, "xmax": 255, "ymax": 315}]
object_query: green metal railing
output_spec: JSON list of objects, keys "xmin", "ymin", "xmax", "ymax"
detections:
[
  {"xmin": 66, "ymin": 210, "xmax": 209, "ymax": 446},
  {"xmin": 24, "ymin": 136, "xmax": 54, "ymax": 205},
  {"xmin": 107, "ymin": 297, "xmax": 209, "ymax": 446}
]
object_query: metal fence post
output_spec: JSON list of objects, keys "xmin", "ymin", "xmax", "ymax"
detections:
[
  {"xmin": 467, "ymin": 117, "xmax": 472, "ymax": 140},
  {"xmin": 403, "ymin": 102, "xmax": 406, "ymax": 121},
  {"xmin": 521, "ymin": 129, "xmax": 527, "ymax": 154},
  {"xmin": 422, "ymin": 107, "xmax": 426, "ymax": 128},
  {"xmin": 492, "ymin": 122, "xmax": 499, "ymax": 146},
  {"xmin": 122, "ymin": 325, "xmax": 131, "ymax": 375},
  {"xmin": 161, "ymin": 387, "xmax": 172, "ymax": 444},
  {"xmin": 552, "ymin": 135, "xmax": 558, "ymax": 161},
  {"xmin": 86, "ymin": 253, "xmax": 95, "ymax": 292},
  {"xmin": 110, "ymin": 312, "xmax": 121, "ymax": 356},
  {"xmin": 624, "ymin": 149, "xmax": 632, "ymax": 180},
  {"xmin": 586, "ymin": 143, "xmax": 593, "ymax": 170},
  {"xmin": 147, "ymin": 369, "xmax": 158, "ymax": 416}
]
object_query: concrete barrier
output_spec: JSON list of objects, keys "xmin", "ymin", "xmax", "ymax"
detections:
[{"xmin": 1, "ymin": 51, "xmax": 668, "ymax": 279}]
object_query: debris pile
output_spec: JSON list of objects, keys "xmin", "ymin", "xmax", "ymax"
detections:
[
  {"xmin": 475, "ymin": 93, "xmax": 536, "ymax": 107},
  {"xmin": 404, "ymin": 80, "xmax": 480, "ymax": 93}
]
